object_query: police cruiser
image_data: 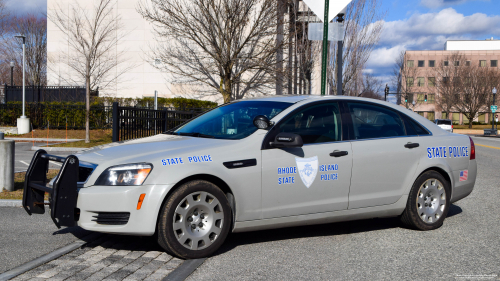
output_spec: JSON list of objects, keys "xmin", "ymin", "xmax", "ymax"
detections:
[{"xmin": 22, "ymin": 96, "xmax": 477, "ymax": 259}]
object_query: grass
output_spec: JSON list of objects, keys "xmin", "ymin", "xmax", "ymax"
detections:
[
  {"xmin": 0, "ymin": 170, "xmax": 60, "ymax": 200},
  {"xmin": 12, "ymin": 129, "xmax": 113, "ymax": 148},
  {"xmin": 453, "ymin": 125, "xmax": 495, "ymax": 129}
]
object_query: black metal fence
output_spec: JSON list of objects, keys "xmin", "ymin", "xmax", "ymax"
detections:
[
  {"xmin": 112, "ymin": 102, "xmax": 209, "ymax": 142},
  {"xmin": 3, "ymin": 85, "xmax": 98, "ymax": 103}
]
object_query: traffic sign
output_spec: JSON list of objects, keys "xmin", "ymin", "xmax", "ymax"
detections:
[
  {"xmin": 491, "ymin": 105, "xmax": 498, "ymax": 113},
  {"xmin": 302, "ymin": 0, "xmax": 352, "ymax": 22},
  {"xmin": 308, "ymin": 23, "xmax": 345, "ymax": 41}
]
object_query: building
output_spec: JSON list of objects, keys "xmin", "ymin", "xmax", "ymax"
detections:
[{"xmin": 400, "ymin": 39, "xmax": 500, "ymax": 124}]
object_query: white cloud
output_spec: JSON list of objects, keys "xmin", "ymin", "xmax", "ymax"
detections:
[
  {"xmin": 5, "ymin": 0, "xmax": 46, "ymax": 16},
  {"xmin": 367, "ymin": 8, "xmax": 500, "ymax": 76},
  {"xmin": 420, "ymin": 0, "xmax": 488, "ymax": 9}
]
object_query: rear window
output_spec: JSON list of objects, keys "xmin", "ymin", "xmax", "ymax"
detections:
[{"xmin": 436, "ymin": 120, "xmax": 452, "ymax": 125}]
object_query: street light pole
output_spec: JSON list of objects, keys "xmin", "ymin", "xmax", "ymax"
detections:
[
  {"xmin": 320, "ymin": 0, "xmax": 329, "ymax": 96},
  {"xmin": 336, "ymin": 12, "xmax": 345, "ymax": 96},
  {"xmin": 493, "ymin": 87, "xmax": 497, "ymax": 132},
  {"xmin": 10, "ymin": 61, "xmax": 14, "ymax": 86},
  {"xmin": 15, "ymin": 35, "xmax": 26, "ymax": 118}
]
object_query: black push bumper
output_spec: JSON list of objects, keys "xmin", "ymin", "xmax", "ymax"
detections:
[{"xmin": 22, "ymin": 149, "xmax": 80, "ymax": 228}]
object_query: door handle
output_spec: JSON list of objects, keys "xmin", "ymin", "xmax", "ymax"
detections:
[
  {"xmin": 330, "ymin": 150, "xmax": 348, "ymax": 157},
  {"xmin": 404, "ymin": 143, "xmax": 420, "ymax": 149}
]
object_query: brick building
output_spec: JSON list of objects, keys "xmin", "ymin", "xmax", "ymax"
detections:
[{"xmin": 400, "ymin": 39, "xmax": 500, "ymax": 124}]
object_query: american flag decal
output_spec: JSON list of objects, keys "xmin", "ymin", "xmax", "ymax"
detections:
[{"xmin": 460, "ymin": 170, "xmax": 468, "ymax": 182}]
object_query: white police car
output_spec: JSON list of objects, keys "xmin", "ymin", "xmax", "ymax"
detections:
[{"xmin": 23, "ymin": 96, "xmax": 477, "ymax": 259}]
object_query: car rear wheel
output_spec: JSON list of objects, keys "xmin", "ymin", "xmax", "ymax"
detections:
[
  {"xmin": 157, "ymin": 180, "xmax": 232, "ymax": 259},
  {"xmin": 401, "ymin": 171, "xmax": 451, "ymax": 230}
]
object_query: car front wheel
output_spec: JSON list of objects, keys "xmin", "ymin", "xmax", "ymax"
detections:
[
  {"xmin": 401, "ymin": 171, "xmax": 451, "ymax": 230},
  {"xmin": 157, "ymin": 180, "xmax": 232, "ymax": 259}
]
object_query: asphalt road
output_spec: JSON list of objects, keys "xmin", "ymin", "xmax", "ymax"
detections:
[
  {"xmin": 0, "ymin": 207, "xmax": 91, "ymax": 273},
  {"xmin": 186, "ymin": 136, "xmax": 500, "ymax": 280},
  {"xmin": 14, "ymin": 142, "xmax": 75, "ymax": 172}
]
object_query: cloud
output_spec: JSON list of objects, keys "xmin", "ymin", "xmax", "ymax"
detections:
[
  {"xmin": 367, "ymin": 8, "xmax": 500, "ymax": 69},
  {"xmin": 5, "ymin": 0, "xmax": 46, "ymax": 16},
  {"xmin": 420, "ymin": 0, "xmax": 488, "ymax": 9}
]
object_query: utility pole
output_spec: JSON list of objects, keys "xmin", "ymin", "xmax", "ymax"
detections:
[
  {"xmin": 10, "ymin": 61, "xmax": 14, "ymax": 86},
  {"xmin": 320, "ymin": 0, "xmax": 329, "ymax": 96},
  {"xmin": 336, "ymin": 12, "xmax": 345, "ymax": 96}
]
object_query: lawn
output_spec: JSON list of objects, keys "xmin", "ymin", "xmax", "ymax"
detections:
[
  {"xmin": 13, "ymin": 129, "xmax": 113, "ymax": 148},
  {"xmin": 0, "ymin": 170, "xmax": 60, "ymax": 200}
]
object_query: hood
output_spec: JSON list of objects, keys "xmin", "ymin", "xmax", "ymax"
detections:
[{"xmin": 75, "ymin": 134, "xmax": 230, "ymax": 165}]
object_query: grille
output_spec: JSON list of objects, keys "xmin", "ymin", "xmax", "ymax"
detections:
[
  {"xmin": 92, "ymin": 212, "xmax": 130, "ymax": 225},
  {"xmin": 79, "ymin": 167, "xmax": 94, "ymax": 182}
]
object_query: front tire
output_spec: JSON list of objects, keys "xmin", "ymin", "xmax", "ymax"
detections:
[
  {"xmin": 157, "ymin": 180, "xmax": 232, "ymax": 259},
  {"xmin": 401, "ymin": 171, "xmax": 451, "ymax": 230}
]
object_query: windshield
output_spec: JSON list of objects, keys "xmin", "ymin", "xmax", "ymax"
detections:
[{"xmin": 172, "ymin": 100, "xmax": 292, "ymax": 139}]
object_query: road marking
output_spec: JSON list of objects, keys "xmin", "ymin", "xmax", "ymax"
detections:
[
  {"xmin": 475, "ymin": 144, "xmax": 500, "ymax": 150},
  {"xmin": 19, "ymin": 160, "xmax": 30, "ymax": 166}
]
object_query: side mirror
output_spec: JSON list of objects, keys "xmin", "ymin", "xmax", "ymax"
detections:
[
  {"xmin": 270, "ymin": 132, "xmax": 303, "ymax": 148},
  {"xmin": 253, "ymin": 115, "xmax": 273, "ymax": 130}
]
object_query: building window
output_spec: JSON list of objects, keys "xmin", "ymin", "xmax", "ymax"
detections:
[
  {"xmin": 444, "ymin": 61, "xmax": 449, "ymax": 66},
  {"xmin": 405, "ymin": 93, "xmax": 414, "ymax": 103},
  {"xmin": 442, "ymin": 77, "xmax": 449, "ymax": 84},
  {"xmin": 427, "ymin": 112, "xmax": 435, "ymax": 121},
  {"xmin": 406, "ymin": 77, "xmax": 414, "ymax": 88},
  {"xmin": 452, "ymin": 113, "xmax": 460, "ymax": 124},
  {"xmin": 442, "ymin": 112, "xmax": 448, "ymax": 119},
  {"xmin": 454, "ymin": 61, "xmax": 460, "ymax": 67},
  {"xmin": 417, "ymin": 77, "xmax": 425, "ymax": 87},
  {"xmin": 429, "ymin": 60, "xmax": 435, "ymax": 67},
  {"xmin": 417, "ymin": 94, "xmax": 425, "ymax": 103},
  {"xmin": 407, "ymin": 60, "xmax": 414, "ymax": 67},
  {"xmin": 417, "ymin": 112, "xmax": 424, "ymax": 117},
  {"xmin": 478, "ymin": 113, "xmax": 486, "ymax": 124},
  {"xmin": 466, "ymin": 61, "xmax": 471, "ymax": 66},
  {"xmin": 428, "ymin": 77, "xmax": 436, "ymax": 87},
  {"xmin": 428, "ymin": 94, "xmax": 435, "ymax": 104},
  {"xmin": 418, "ymin": 60, "xmax": 425, "ymax": 67},
  {"xmin": 492, "ymin": 60, "xmax": 498, "ymax": 67},
  {"xmin": 480, "ymin": 60, "xmax": 487, "ymax": 67}
]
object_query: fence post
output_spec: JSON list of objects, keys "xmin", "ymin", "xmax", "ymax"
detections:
[
  {"xmin": 112, "ymin": 102, "xmax": 119, "ymax": 142},
  {"xmin": 163, "ymin": 108, "xmax": 168, "ymax": 132}
]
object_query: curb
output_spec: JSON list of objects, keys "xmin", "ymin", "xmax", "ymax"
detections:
[
  {"xmin": 31, "ymin": 146, "xmax": 87, "ymax": 152},
  {"xmin": 0, "ymin": 233, "xmax": 103, "ymax": 281},
  {"xmin": 163, "ymin": 258, "xmax": 207, "ymax": 281},
  {"xmin": 0, "ymin": 200, "xmax": 49, "ymax": 207}
]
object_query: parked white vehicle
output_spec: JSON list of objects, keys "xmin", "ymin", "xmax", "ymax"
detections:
[
  {"xmin": 435, "ymin": 119, "xmax": 453, "ymax": 133},
  {"xmin": 23, "ymin": 96, "xmax": 476, "ymax": 259}
]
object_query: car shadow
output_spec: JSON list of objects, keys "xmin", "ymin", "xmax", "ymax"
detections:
[
  {"xmin": 215, "ymin": 203, "xmax": 464, "ymax": 256},
  {"xmin": 49, "ymin": 204, "xmax": 463, "ymax": 258}
]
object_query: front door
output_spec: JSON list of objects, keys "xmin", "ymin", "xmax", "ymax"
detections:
[{"xmin": 261, "ymin": 102, "xmax": 352, "ymax": 219}]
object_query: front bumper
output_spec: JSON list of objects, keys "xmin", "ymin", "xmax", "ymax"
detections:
[
  {"xmin": 23, "ymin": 150, "xmax": 170, "ymax": 235},
  {"xmin": 77, "ymin": 184, "xmax": 171, "ymax": 235}
]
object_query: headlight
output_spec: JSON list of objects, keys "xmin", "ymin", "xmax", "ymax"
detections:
[{"xmin": 95, "ymin": 163, "xmax": 153, "ymax": 186}]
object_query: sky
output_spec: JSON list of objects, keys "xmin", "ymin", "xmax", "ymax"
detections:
[{"xmin": 6, "ymin": 0, "xmax": 500, "ymax": 94}]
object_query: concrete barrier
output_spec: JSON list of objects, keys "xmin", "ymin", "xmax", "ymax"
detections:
[{"xmin": 0, "ymin": 138, "xmax": 15, "ymax": 192}]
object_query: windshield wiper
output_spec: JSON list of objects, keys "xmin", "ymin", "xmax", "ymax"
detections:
[{"xmin": 178, "ymin": 132, "xmax": 215, "ymax": 138}]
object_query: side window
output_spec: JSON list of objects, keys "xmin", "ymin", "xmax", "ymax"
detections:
[
  {"xmin": 404, "ymin": 115, "xmax": 431, "ymax": 135},
  {"xmin": 347, "ymin": 103, "xmax": 405, "ymax": 139},
  {"xmin": 279, "ymin": 103, "xmax": 342, "ymax": 144}
]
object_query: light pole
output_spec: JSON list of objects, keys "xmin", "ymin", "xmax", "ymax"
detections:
[
  {"xmin": 493, "ymin": 87, "xmax": 497, "ymax": 132},
  {"xmin": 10, "ymin": 61, "xmax": 14, "ymax": 86},
  {"xmin": 15, "ymin": 34, "xmax": 30, "ymax": 134}
]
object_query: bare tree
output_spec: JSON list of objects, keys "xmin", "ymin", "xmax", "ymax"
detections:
[
  {"xmin": 393, "ymin": 50, "xmax": 419, "ymax": 110},
  {"xmin": 139, "ymin": 0, "xmax": 288, "ymax": 103},
  {"xmin": 48, "ymin": 0, "xmax": 132, "ymax": 143},
  {"xmin": 454, "ymin": 60, "xmax": 500, "ymax": 128},
  {"xmin": 433, "ymin": 53, "xmax": 464, "ymax": 120},
  {"xmin": 358, "ymin": 73, "xmax": 382, "ymax": 99},
  {"xmin": 327, "ymin": 0, "xmax": 385, "ymax": 96},
  {"xmin": 295, "ymin": 7, "xmax": 321, "ymax": 95}
]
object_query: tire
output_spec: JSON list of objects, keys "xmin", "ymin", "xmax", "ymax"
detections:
[
  {"xmin": 157, "ymin": 180, "xmax": 232, "ymax": 259},
  {"xmin": 401, "ymin": 171, "xmax": 451, "ymax": 230}
]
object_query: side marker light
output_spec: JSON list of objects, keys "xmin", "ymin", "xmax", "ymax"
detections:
[{"xmin": 137, "ymin": 194, "xmax": 146, "ymax": 210}]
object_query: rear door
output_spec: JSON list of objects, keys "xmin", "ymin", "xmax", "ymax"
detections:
[
  {"xmin": 261, "ymin": 102, "xmax": 353, "ymax": 218},
  {"xmin": 345, "ymin": 102, "xmax": 423, "ymax": 209}
]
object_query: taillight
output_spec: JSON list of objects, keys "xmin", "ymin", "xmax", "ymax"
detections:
[
  {"xmin": 469, "ymin": 137, "xmax": 475, "ymax": 160},
  {"xmin": 451, "ymin": 125, "xmax": 453, "ymax": 129}
]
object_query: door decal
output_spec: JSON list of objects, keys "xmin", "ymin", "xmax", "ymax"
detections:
[{"xmin": 295, "ymin": 156, "xmax": 319, "ymax": 188}]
